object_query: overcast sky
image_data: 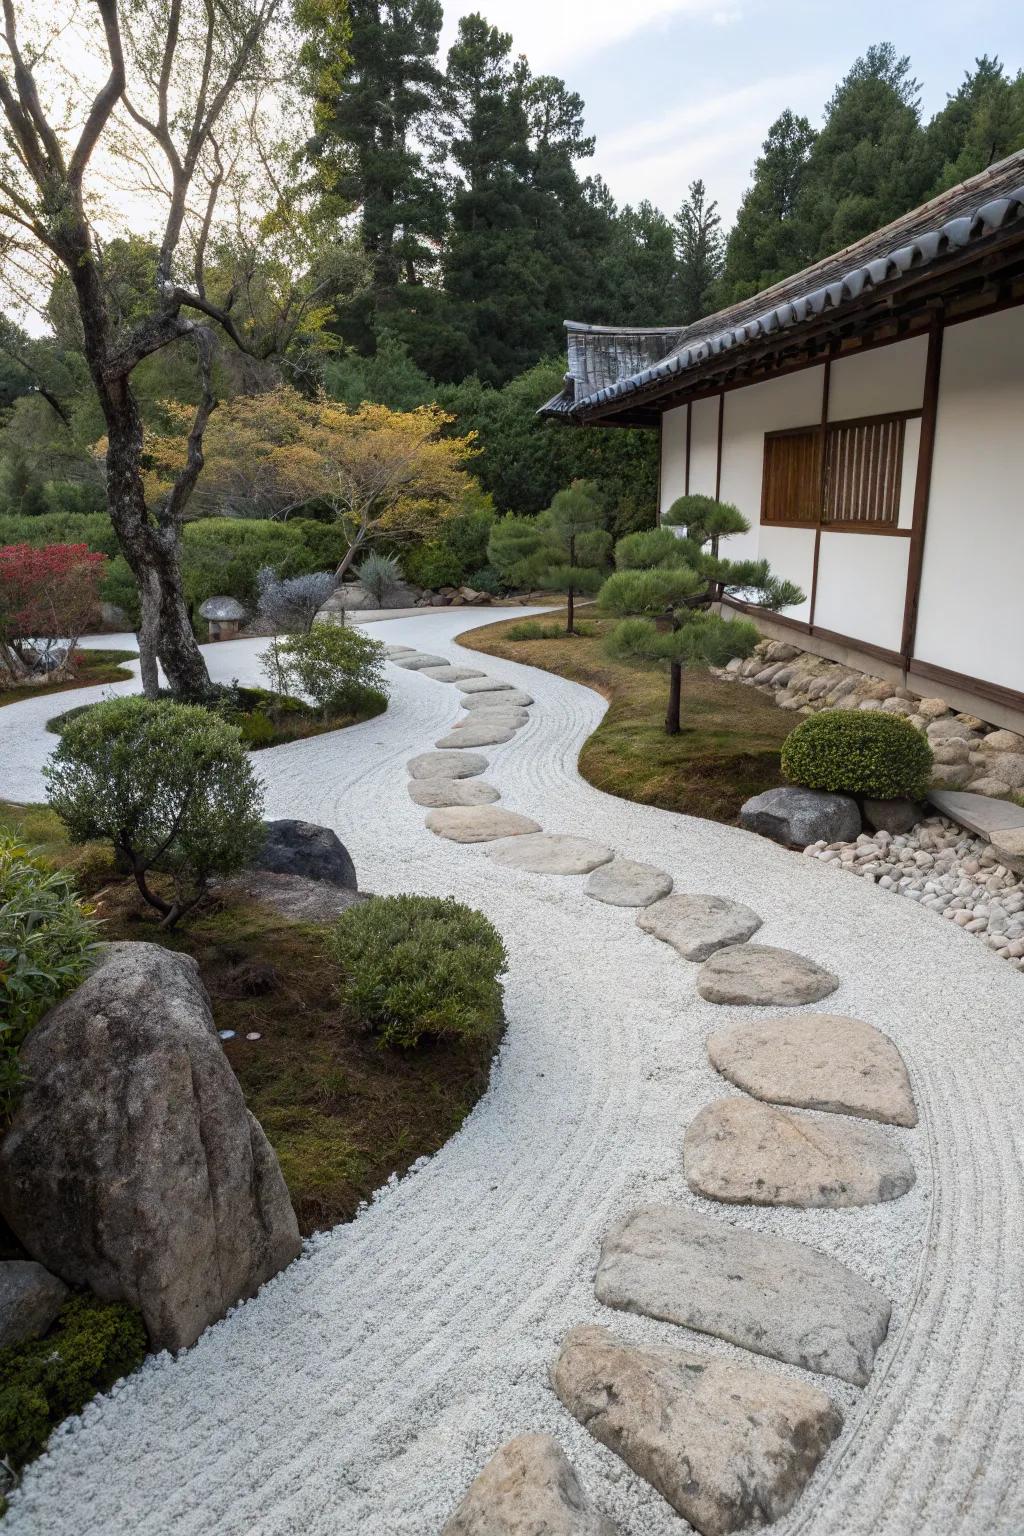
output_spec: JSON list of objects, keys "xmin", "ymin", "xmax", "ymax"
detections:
[{"xmin": 439, "ymin": 0, "xmax": 1024, "ymax": 223}]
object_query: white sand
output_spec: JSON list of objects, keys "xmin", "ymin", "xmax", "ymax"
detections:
[{"xmin": 2, "ymin": 610, "xmax": 1022, "ymax": 1535}]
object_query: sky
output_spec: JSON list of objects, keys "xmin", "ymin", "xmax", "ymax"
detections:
[{"xmin": 439, "ymin": 0, "xmax": 1024, "ymax": 223}]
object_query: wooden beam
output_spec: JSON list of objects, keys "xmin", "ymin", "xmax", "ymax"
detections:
[
  {"xmin": 714, "ymin": 392, "xmax": 724, "ymax": 499},
  {"xmin": 900, "ymin": 316, "xmax": 944, "ymax": 660},
  {"xmin": 684, "ymin": 400, "xmax": 692, "ymax": 495}
]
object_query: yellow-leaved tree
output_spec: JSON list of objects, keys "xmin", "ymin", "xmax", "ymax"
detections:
[{"xmin": 145, "ymin": 387, "xmax": 478, "ymax": 577}]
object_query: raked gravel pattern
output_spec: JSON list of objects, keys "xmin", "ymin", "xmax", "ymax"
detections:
[{"xmin": 1, "ymin": 611, "xmax": 1023, "ymax": 1536}]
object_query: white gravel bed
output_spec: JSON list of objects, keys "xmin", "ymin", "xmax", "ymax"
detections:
[
  {"xmin": 2, "ymin": 611, "xmax": 1023, "ymax": 1536},
  {"xmin": 805, "ymin": 817, "xmax": 1024, "ymax": 971}
]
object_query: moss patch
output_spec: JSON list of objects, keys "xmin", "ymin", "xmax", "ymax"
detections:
[
  {"xmin": 0, "ymin": 649, "xmax": 137, "ymax": 709},
  {"xmin": 460, "ymin": 607, "xmax": 793, "ymax": 825}
]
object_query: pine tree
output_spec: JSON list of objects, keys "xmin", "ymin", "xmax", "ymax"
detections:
[
  {"xmin": 924, "ymin": 57, "xmax": 1024, "ymax": 190},
  {"xmin": 534, "ymin": 481, "xmax": 610, "ymax": 633},
  {"xmin": 672, "ymin": 180, "xmax": 723, "ymax": 322},
  {"xmin": 596, "ymin": 198, "xmax": 678, "ymax": 325},
  {"xmin": 598, "ymin": 495, "xmax": 803, "ymax": 734},
  {"xmin": 717, "ymin": 110, "xmax": 816, "ymax": 303}
]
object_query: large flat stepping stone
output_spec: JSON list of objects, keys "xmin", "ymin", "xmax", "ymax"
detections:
[
  {"xmin": 709, "ymin": 1014, "xmax": 917, "ymax": 1127},
  {"xmin": 927, "ymin": 787, "xmax": 1024, "ymax": 838},
  {"xmin": 458, "ymin": 676, "xmax": 514, "ymax": 694},
  {"xmin": 551, "ymin": 1324, "xmax": 841, "ymax": 1536},
  {"xmin": 490, "ymin": 834, "xmax": 613, "ymax": 875},
  {"xmin": 382, "ymin": 644, "xmax": 416, "ymax": 657},
  {"xmin": 393, "ymin": 652, "xmax": 450, "ymax": 669},
  {"xmin": 453, "ymin": 708, "xmax": 529, "ymax": 730},
  {"xmin": 462, "ymin": 688, "xmax": 534, "ymax": 710},
  {"xmin": 637, "ymin": 894, "xmax": 761, "ymax": 961},
  {"xmin": 419, "ymin": 665, "xmax": 487, "ymax": 682},
  {"xmin": 697, "ymin": 944, "xmax": 838, "ymax": 1005},
  {"xmin": 426, "ymin": 806, "xmax": 541, "ymax": 843},
  {"xmin": 595, "ymin": 1205, "xmax": 890, "ymax": 1386},
  {"xmin": 407, "ymin": 750, "xmax": 487, "ymax": 780},
  {"xmin": 586, "ymin": 857, "xmax": 673, "ymax": 908},
  {"xmin": 436, "ymin": 720, "xmax": 517, "ymax": 749},
  {"xmin": 441, "ymin": 1433, "xmax": 619, "ymax": 1536},
  {"xmin": 408, "ymin": 779, "xmax": 500, "ymax": 808},
  {"xmin": 684, "ymin": 1098, "xmax": 915, "ymax": 1208}
]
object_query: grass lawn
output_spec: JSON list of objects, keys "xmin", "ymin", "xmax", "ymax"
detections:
[
  {"xmin": 0, "ymin": 648, "xmax": 137, "ymax": 709},
  {"xmin": 460, "ymin": 607, "xmax": 792, "ymax": 825},
  {"xmin": 0, "ymin": 801, "xmax": 498, "ymax": 1236}
]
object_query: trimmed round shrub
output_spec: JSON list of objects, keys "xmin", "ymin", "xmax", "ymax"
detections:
[
  {"xmin": 269, "ymin": 625, "xmax": 387, "ymax": 719},
  {"xmin": 325, "ymin": 894, "xmax": 507, "ymax": 1049},
  {"xmin": 0, "ymin": 1294, "xmax": 147, "ymax": 1472},
  {"xmin": 781, "ymin": 709, "xmax": 934, "ymax": 800},
  {"xmin": 43, "ymin": 696, "xmax": 265, "ymax": 926}
]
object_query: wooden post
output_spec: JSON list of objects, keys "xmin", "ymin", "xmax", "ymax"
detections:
[{"xmin": 901, "ymin": 315, "xmax": 944, "ymax": 663}]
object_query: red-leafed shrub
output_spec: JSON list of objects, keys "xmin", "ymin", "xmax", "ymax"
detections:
[{"xmin": 0, "ymin": 543, "xmax": 107, "ymax": 680}]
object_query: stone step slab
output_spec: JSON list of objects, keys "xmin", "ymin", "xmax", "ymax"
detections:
[
  {"xmin": 440, "ymin": 1433, "xmax": 619, "ymax": 1536},
  {"xmin": 407, "ymin": 751, "xmax": 488, "ymax": 781},
  {"xmin": 637, "ymin": 894, "xmax": 762, "ymax": 961},
  {"xmin": 393, "ymin": 653, "xmax": 449, "ymax": 669},
  {"xmin": 684, "ymin": 1098, "xmax": 916, "ymax": 1208},
  {"xmin": 426, "ymin": 806, "xmax": 541, "ymax": 843},
  {"xmin": 382, "ymin": 644, "xmax": 416, "ymax": 658},
  {"xmin": 489, "ymin": 834, "xmax": 614, "ymax": 875},
  {"xmin": 595, "ymin": 1205, "xmax": 891, "ymax": 1386},
  {"xmin": 585, "ymin": 857, "xmax": 673, "ymax": 908},
  {"xmin": 697, "ymin": 944, "xmax": 839, "ymax": 1005},
  {"xmin": 708, "ymin": 1014, "xmax": 917, "ymax": 1127},
  {"xmin": 436, "ymin": 721, "xmax": 517, "ymax": 749},
  {"xmin": 551, "ymin": 1324, "xmax": 842, "ymax": 1536},
  {"xmin": 407, "ymin": 779, "xmax": 501, "ymax": 808},
  {"xmin": 462, "ymin": 688, "xmax": 534, "ymax": 710},
  {"xmin": 927, "ymin": 788, "xmax": 1024, "ymax": 838},
  {"xmin": 459, "ymin": 677, "xmax": 516, "ymax": 694},
  {"xmin": 419, "ymin": 665, "xmax": 488, "ymax": 683},
  {"xmin": 453, "ymin": 709, "xmax": 529, "ymax": 730}
]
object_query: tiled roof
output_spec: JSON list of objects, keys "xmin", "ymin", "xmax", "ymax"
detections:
[{"xmin": 541, "ymin": 150, "xmax": 1024, "ymax": 421}]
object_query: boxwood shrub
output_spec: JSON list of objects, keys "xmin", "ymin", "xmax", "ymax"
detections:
[
  {"xmin": 326, "ymin": 894, "xmax": 507, "ymax": 1049},
  {"xmin": 781, "ymin": 709, "xmax": 934, "ymax": 801}
]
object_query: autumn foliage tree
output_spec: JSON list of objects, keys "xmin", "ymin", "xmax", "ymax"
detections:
[
  {"xmin": 0, "ymin": 543, "xmax": 106, "ymax": 681},
  {"xmin": 148, "ymin": 387, "xmax": 478, "ymax": 576}
]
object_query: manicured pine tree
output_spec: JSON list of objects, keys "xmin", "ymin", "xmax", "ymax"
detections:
[
  {"xmin": 598, "ymin": 495, "xmax": 803, "ymax": 735},
  {"xmin": 534, "ymin": 481, "xmax": 610, "ymax": 634}
]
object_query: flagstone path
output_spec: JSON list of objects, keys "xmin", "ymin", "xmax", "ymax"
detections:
[{"xmin": 2, "ymin": 610, "xmax": 1023, "ymax": 1536}]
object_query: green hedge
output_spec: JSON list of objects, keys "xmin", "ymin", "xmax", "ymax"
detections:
[
  {"xmin": 325, "ymin": 894, "xmax": 507, "ymax": 1049},
  {"xmin": 781, "ymin": 709, "xmax": 934, "ymax": 800},
  {"xmin": 0, "ymin": 1295, "xmax": 147, "ymax": 1474}
]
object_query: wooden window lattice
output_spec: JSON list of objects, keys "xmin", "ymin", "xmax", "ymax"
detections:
[{"xmin": 761, "ymin": 414, "xmax": 907, "ymax": 530}]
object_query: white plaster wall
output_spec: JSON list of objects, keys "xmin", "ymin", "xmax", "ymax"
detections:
[
  {"xmin": 828, "ymin": 334, "xmax": 928, "ymax": 421},
  {"xmin": 814, "ymin": 533, "xmax": 911, "ymax": 651},
  {"xmin": 718, "ymin": 365, "xmax": 825, "ymax": 563},
  {"xmin": 660, "ymin": 404, "xmax": 687, "ymax": 513},
  {"xmin": 688, "ymin": 395, "xmax": 720, "ymax": 497},
  {"xmin": 897, "ymin": 417, "xmax": 921, "ymax": 530},
  {"xmin": 914, "ymin": 307, "xmax": 1024, "ymax": 692},
  {"xmin": 756, "ymin": 525, "xmax": 816, "ymax": 624}
]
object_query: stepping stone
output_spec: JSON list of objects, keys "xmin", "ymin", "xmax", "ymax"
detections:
[
  {"xmin": 407, "ymin": 751, "xmax": 488, "ymax": 781},
  {"xmin": 586, "ymin": 857, "xmax": 673, "ymax": 908},
  {"xmin": 441, "ymin": 1433, "xmax": 619, "ymax": 1536},
  {"xmin": 697, "ymin": 944, "xmax": 838, "ymax": 1005},
  {"xmin": 459, "ymin": 676, "xmax": 515, "ymax": 694},
  {"xmin": 462, "ymin": 688, "xmax": 534, "ymax": 710},
  {"xmin": 407, "ymin": 779, "xmax": 501, "ymax": 808},
  {"xmin": 637, "ymin": 894, "xmax": 762, "ymax": 961},
  {"xmin": 708, "ymin": 1014, "xmax": 918, "ymax": 1127},
  {"xmin": 382, "ymin": 644, "xmax": 416, "ymax": 658},
  {"xmin": 453, "ymin": 709, "xmax": 529, "ymax": 730},
  {"xmin": 419, "ymin": 665, "xmax": 487, "ymax": 682},
  {"xmin": 551, "ymin": 1324, "xmax": 842, "ymax": 1536},
  {"xmin": 927, "ymin": 788, "xmax": 1024, "ymax": 839},
  {"xmin": 394, "ymin": 653, "xmax": 449, "ymax": 670},
  {"xmin": 489, "ymin": 834, "xmax": 614, "ymax": 875},
  {"xmin": 436, "ymin": 721, "xmax": 517, "ymax": 749},
  {"xmin": 595, "ymin": 1205, "xmax": 891, "ymax": 1386},
  {"xmin": 426, "ymin": 806, "xmax": 541, "ymax": 843},
  {"xmin": 683, "ymin": 1098, "xmax": 916, "ymax": 1208}
]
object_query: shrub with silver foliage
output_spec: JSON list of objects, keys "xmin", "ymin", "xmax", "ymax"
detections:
[{"xmin": 256, "ymin": 566, "xmax": 336, "ymax": 635}]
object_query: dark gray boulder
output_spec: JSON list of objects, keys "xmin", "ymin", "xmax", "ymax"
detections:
[
  {"xmin": 0, "ymin": 1260, "xmax": 68, "ymax": 1349},
  {"xmin": 740, "ymin": 786, "xmax": 861, "ymax": 848},
  {"xmin": 0, "ymin": 943, "xmax": 300, "ymax": 1352},
  {"xmin": 253, "ymin": 819, "xmax": 357, "ymax": 889},
  {"xmin": 862, "ymin": 798, "xmax": 921, "ymax": 835}
]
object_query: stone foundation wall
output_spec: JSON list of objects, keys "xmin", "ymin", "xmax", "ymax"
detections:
[{"xmin": 713, "ymin": 640, "xmax": 1024, "ymax": 800}]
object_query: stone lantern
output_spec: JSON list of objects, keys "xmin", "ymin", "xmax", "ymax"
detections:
[{"xmin": 199, "ymin": 596, "xmax": 246, "ymax": 641}]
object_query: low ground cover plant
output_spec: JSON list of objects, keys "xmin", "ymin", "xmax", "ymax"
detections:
[
  {"xmin": 265, "ymin": 625, "xmax": 387, "ymax": 720},
  {"xmin": 0, "ymin": 1294, "xmax": 147, "ymax": 1490},
  {"xmin": 505, "ymin": 620, "xmax": 596, "ymax": 642},
  {"xmin": 326, "ymin": 894, "xmax": 507, "ymax": 1049},
  {"xmin": 44, "ymin": 697, "xmax": 264, "ymax": 928},
  {"xmin": 0, "ymin": 835, "xmax": 98, "ymax": 1110},
  {"xmin": 781, "ymin": 709, "xmax": 934, "ymax": 800}
]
